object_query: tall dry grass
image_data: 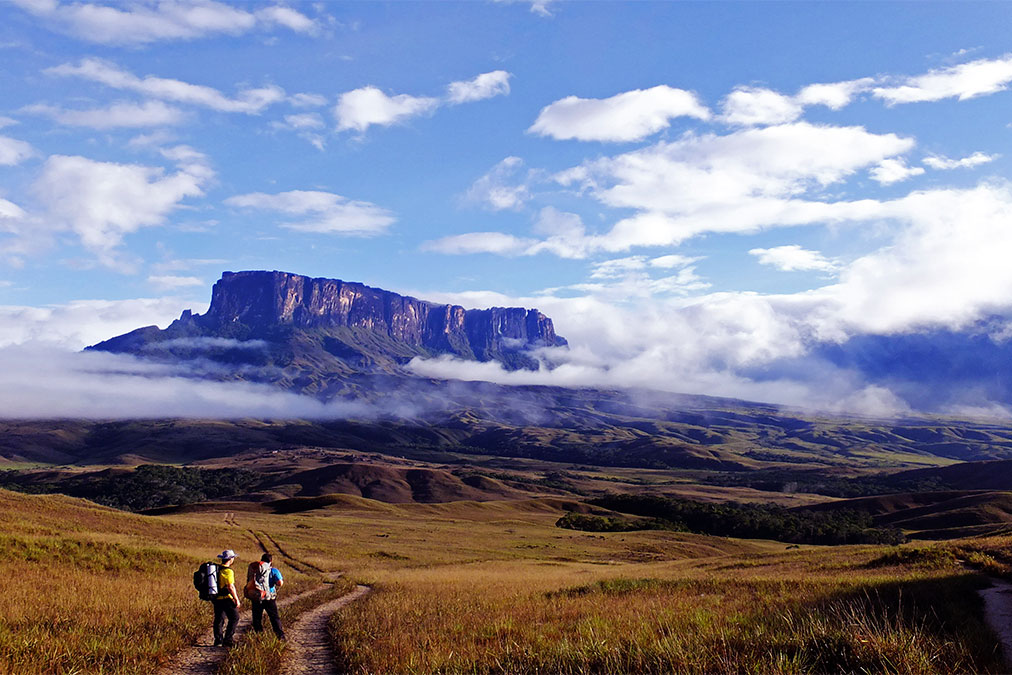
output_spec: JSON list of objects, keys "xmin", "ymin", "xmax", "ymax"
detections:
[
  {"xmin": 0, "ymin": 490, "xmax": 310, "ymax": 674},
  {"xmin": 330, "ymin": 556, "xmax": 1002, "ymax": 674}
]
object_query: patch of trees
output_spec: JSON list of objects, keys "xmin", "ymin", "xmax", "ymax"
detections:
[
  {"xmin": 575, "ymin": 494, "xmax": 905, "ymax": 545},
  {"xmin": 0, "ymin": 464, "xmax": 260, "ymax": 512},
  {"xmin": 707, "ymin": 470, "xmax": 950, "ymax": 498},
  {"xmin": 556, "ymin": 512, "xmax": 677, "ymax": 533}
]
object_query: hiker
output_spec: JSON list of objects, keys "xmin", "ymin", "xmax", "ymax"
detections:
[
  {"xmin": 212, "ymin": 549, "xmax": 241, "ymax": 648},
  {"xmin": 247, "ymin": 552, "xmax": 286, "ymax": 640}
]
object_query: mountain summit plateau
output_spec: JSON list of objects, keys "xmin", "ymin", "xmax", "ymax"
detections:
[{"xmin": 88, "ymin": 271, "xmax": 567, "ymax": 395}]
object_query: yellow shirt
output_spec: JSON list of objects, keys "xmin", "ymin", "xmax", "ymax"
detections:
[{"xmin": 217, "ymin": 566, "xmax": 235, "ymax": 600}]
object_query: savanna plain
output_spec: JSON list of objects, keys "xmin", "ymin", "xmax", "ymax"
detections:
[{"xmin": 2, "ymin": 471, "xmax": 1010, "ymax": 675}]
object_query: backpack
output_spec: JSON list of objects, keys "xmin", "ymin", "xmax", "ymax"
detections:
[
  {"xmin": 193, "ymin": 561, "xmax": 219, "ymax": 601},
  {"xmin": 244, "ymin": 561, "xmax": 270, "ymax": 601}
]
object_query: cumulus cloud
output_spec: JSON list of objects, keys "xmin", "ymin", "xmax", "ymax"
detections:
[
  {"xmin": 23, "ymin": 100, "xmax": 185, "ymax": 128},
  {"xmin": 795, "ymin": 78, "xmax": 875, "ymax": 109},
  {"xmin": 225, "ymin": 190, "xmax": 396, "ymax": 236},
  {"xmin": 721, "ymin": 79, "xmax": 875, "ymax": 127},
  {"xmin": 529, "ymin": 85, "xmax": 710, "ymax": 142},
  {"xmin": 924, "ymin": 151, "xmax": 997, "ymax": 170},
  {"xmin": 0, "ymin": 296, "xmax": 205, "ymax": 350},
  {"xmin": 869, "ymin": 158, "xmax": 926, "ymax": 185},
  {"xmin": 0, "ymin": 135, "xmax": 34, "ymax": 165},
  {"xmin": 408, "ymin": 177, "xmax": 1012, "ymax": 416},
  {"xmin": 873, "ymin": 54, "xmax": 1012, "ymax": 104},
  {"xmin": 464, "ymin": 157, "xmax": 533, "ymax": 210},
  {"xmin": 47, "ymin": 58, "xmax": 285, "ymax": 114},
  {"xmin": 336, "ymin": 71, "xmax": 514, "ymax": 133},
  {"xmin": 430, "ymin": 122, "xmax": 913, "ymax": 260},
  {"xmin": 446, "ymin": 71, "xmax": 511, "ymax": 104},
  {"xmin": 553, "ymin": 122, "xmax": 913, "ymax": 251},
  {"xmin": 720, "ymin": 87, "xmax": 802, "ymax": 126},
  {"xmin": 28, "ymin": 151, "xmax": 211, "ymax": 267},
  {"xmin": 11, "ymin": 0, "xmax": 318, "ymax": 45},
  {"xmin": 749, "ymin": 245, "xmax": 839, "ymax": 273},
  {"xmin": 334, "ymin": 86, "xmax": 439, "ymax": 133}
]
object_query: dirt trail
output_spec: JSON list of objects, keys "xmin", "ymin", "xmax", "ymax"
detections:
[
  {"xmin": 980, "ymin": 578, "xmax": 1012, "ymax": 668},
  {"xmin": 158, "ymin": 580, "xmax": 333, "ymax": 675},
  {"xmin": 282, "ymin": 585, "xmax": 371, "ymax": 675}
]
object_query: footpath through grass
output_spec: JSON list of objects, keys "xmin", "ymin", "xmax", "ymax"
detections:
[{"xmin": 217, "ymin": 576, "xmax": 357, "ymax": 675}]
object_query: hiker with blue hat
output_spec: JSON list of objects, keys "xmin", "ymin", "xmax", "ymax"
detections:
[{"xmin": 212, "ymin": 549, "xmax": 240, "ymax": 648}]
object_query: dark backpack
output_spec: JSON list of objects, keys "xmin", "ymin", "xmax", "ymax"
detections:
[{"xmin": 193, "ymin": 561, "xmax": 219, "ymax": 601}]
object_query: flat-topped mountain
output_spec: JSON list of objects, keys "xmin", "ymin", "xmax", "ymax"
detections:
[
  {"xmin": 89, "ymin": 271, "xmax": 567, "ymax": 394},
  {"xmin": 200, "ymin": 270, "xmax": 565, "ymax": 355}
]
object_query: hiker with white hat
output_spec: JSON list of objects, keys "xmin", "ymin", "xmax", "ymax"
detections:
[{"xmin": 212, "ymin": 549, "xmax": 241, "ymax": 648}]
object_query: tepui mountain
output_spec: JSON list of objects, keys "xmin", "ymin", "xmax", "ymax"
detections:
[{"xmin": 89, "ymin": 270, "xmax": 568, "ymax": 398}]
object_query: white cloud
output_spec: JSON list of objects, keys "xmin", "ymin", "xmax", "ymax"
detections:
[
  {"xmin": 749, "ymin": 245, "xmax": 838, "ymax": 273},
  {"xmin": 923, "ymin": 151, "xmax": 997, "ymax": 170},
  {"xmin": 870, "ymin": 158, "xmax": 925, "ymax": 185},
  {"xmin": 0, "ymin": 296, "xmax": 205, "ymax": 350},
  {"xmin": 589, "ymin": 255, "xmax": 649, "ymax": 279},
  {"xmin": 23, "ymin": 100, "xmax": 185, "ymax": 128},
  {"xmin": 650, "ymin": 253, "xmax": 700, "ymax": 269},
  {"xmin": 529, "ymin": 85, "xmax": 710, "ymax": 142},
  {"xmin": 29, "ymin": 153, "xmax": 210, "ymax": 266},
  {"xmin": 0, "ymin": 199, "xmax": 26, "ymax": 221},
  {"xmin": 421, "ymin": 232, "xmax": 532, "ymax": 256},
  {"xmin": 872, "ymin": 55, "xmax": 1012, "ymax": 105},
  {"xmin": 0, "ymin": 117, "xmax": 18, "ymax": 128},
  {"xmin": 795, "ymin": 78, "xmax": 875, "ymax": 109},
  {"xmin": 447, "ymin": 70, "xmax": 512, "ymax": 104},
  {"xmin": 0, "ymin": 344, "xmax": 380, "ymax": 419},
  {"xmin": 290, "ymin": 92, "xmax": 327, "ymax": 108},
  {"xmin": 815, "ymin": 183, "xmax": 1012, "ymax": 335},
  {"xmin": 47, "ymin": 58, "xmax": 285, "ymax": 114},
  {"xmin": 271, "ymin": 113, "xmax": 327, "ymax": 150},
  {"xmin": 147, "ymin": 274, "xmax": 203, "ymax": 290},
  {"xmin": 254, "ymin": 5, "xmax": 318, "ymax": 34},
  {"xmin": 12, "ymin": 0, "xmax": 318, "ymax": 45},
  {"xmin": 334, "ymin": 86, "xmax": 439, "ymax": 133},
  {"xmin": 281, "ymin": 113, "xmax": 324, "ymax": 129},
  {"xmin": 225, "ymin": 190, "xmax": 395, "ymax": 236},
  {"xmin": 0, "ymin": 135, "xmax": 34, "ymax": 165},
  {"xmin": 555, "ymin": 122, "xmax": 913, "ymax": 251},
  {"xmin": 464, "ymin": 157, "xmax": 532, "ymax": 211},
  {"xmin": 722, "ymin": 79, "xmax": 875, "ymax": 127},
  {"xmin": 436, "ymin": 122, "xmax": 915, "ymax": 261},
  {"xmin": 720, "ymin": 87, "xmax": 802, "ymax": 126}
]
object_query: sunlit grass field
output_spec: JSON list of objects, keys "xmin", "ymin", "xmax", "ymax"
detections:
[{"xmin": 0, "ymin": 489, "xmax": 1006, "ymax": 674}]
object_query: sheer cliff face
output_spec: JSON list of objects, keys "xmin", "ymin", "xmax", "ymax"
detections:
[{"xmin": 200, "ymin": 270, "xmax": 566, "ymax": 359}]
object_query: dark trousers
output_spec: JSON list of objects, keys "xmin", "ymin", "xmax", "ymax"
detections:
[
  {"xmin": 212, "ymin": 598, "xmax": 239, "ymax": 646},
  {"xmin": 251, "ymin": 598, "xmax": 285, "ymax": 639}
]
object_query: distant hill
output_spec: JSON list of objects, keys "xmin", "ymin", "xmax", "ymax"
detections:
[{"xmin": 800, "ymin": 489, "xmax": 1012, "ymax": 539}]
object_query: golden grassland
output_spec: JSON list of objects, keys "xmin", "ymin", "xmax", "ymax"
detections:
[{"xmin": 0, "ymin": 489, "xmax": 1007, "ymax": 674}]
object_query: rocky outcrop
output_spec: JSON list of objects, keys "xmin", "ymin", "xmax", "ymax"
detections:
[
  {"xmin": 89, "ymin": 271, "xmax": 566, "ymax": 374},
  {"xmin": 198, "ymin": 271, "xmax": 566, "ymax": 357}
]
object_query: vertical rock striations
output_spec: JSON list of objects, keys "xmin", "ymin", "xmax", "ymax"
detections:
[{"xmin": 89, "ymin": 271, "xmax": 566, "ymax": 374}]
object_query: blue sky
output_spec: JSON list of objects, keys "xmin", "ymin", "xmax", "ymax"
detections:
[{"xmin": 3, "ymin": 0, "xmax": 1012, "ymax": 417}]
